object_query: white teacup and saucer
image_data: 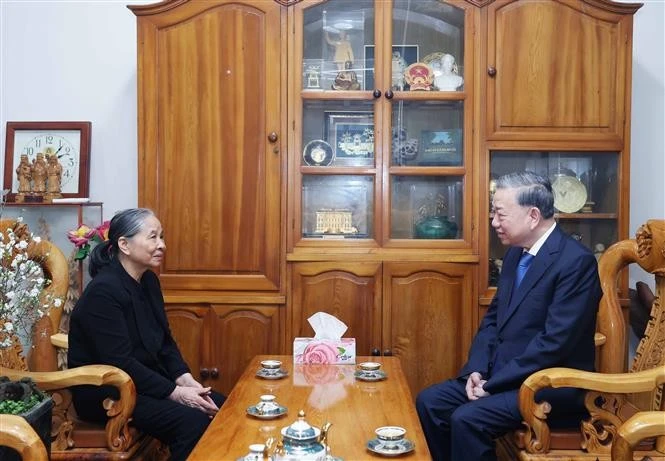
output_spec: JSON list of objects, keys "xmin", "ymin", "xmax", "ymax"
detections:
[
  {"xmin": 354, "ymin": 362, "xmax": 387, "ymax": 382},
  {"xmin": 256, "ymin": 359, "xmax": 288, "ymax": 380},
  {"xmin": 366, "ymin": 426, "xmax": 415, "ymax": 456},
  {"xmin": 246, "ymin": 394, "xmax": 287, "ymax": 419}
]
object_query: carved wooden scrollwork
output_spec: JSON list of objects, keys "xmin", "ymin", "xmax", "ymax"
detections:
[{"xmin": 580, "ymin": 391, "xmax": 627, "ymax": 453}]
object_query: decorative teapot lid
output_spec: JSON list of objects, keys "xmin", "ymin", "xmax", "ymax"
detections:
[{"xmin": 281, "ymin": 410, "xmax": 321, "ymax": 441}]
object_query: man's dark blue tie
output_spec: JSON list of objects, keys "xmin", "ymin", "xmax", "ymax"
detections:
[{"xmin": 515, "ymin": 252, "xmax": 534, "ymax": 288}]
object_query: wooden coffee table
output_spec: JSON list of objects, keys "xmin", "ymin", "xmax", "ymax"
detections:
[{"xmin": 188, "ymin": 355, "xmax": 430, "ymax": 460}]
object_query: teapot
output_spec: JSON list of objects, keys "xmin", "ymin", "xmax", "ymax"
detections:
[{"xmin": 270, "ymin": 410, "xmax": 332, "ymax": 461}]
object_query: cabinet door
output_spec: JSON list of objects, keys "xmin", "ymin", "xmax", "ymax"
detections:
[
  {"xmin": 208, "ymin": 305, "xmax": 282, "ymax": 395},
  {"xmin": 289, "ymin": 262, "xmax": 382, "ymax": 356},
  {"xmin": 383, "ymin": 262, "xmax": 474, "ymax": 395},
  {"xmin": 165, "ymin": 305, "xmax": 208, "ymax": 383},
  {"xmin": 134, "ymin": 0, "xmax": 284, "ymax": 292},
  {"xmin": 486, "ymin": 0, "xmax": 635, "ymax": 140}
]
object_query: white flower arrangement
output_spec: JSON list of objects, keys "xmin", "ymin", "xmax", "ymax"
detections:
[{"xmin": 1, "ymin": 199, "xmax": 62, "ymax": 350}]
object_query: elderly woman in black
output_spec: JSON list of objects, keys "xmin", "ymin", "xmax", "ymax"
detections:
[{"xmin": 68, "ymin": 208, "xmax": 225, "ymax": 460}]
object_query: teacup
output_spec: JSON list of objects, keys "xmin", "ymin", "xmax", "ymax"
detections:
[
  {"xmin": 256, "ymin": 394, "xmax": 279, "ymax": 414},
  {"xmin": 260, "ymin": 359, "xmax": 282, "ymax": 375},
  {"xmin": 359, "ymin": 362, "xmax": 381, "ymax": 372},
  {"xmin": 375, "ymin": 426, "xmax": 406, "ymax": 449},
  {"xmin": 240, "ymin": 443, "xmax": 265, "ymax": 460}
]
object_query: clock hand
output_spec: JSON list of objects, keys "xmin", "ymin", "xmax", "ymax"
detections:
[{"xmin": 54, "ymin": 145, "xmax": 66, "ymax": 157}]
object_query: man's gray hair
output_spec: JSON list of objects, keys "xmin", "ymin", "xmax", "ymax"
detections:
[{"xmin": 495, "ymin": 171, "xmax": 555, "ymax": 219}]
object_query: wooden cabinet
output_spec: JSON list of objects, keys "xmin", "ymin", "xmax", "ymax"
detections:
[
  {"xmin": 130, "ymin": 0, "xmax": 286, "ymax": 394},
  {"xmin": 288, "ymin": 261, "xmax": 475, "ymax": 394},
  {"xmin": 133, "ymin": 0, "xmax": 639, "ymax": 394},
  {"xmin": 166, "ymin": 303, "xmax": 282, "ymax": 396}
]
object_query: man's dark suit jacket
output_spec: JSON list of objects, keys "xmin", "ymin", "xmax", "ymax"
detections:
[
  {"xmin": 68, "ymin": 258, "xmax": 189, "ymax": 400},
  {"xmin": 460, "ymin": 225, "xmax": 602, "ymax": 395}
]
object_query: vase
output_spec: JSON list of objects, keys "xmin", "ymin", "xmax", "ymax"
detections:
[
  {"xmin": 414, "ymin": 216, "xmax": 458, "ymax": 239},
  {"xmin": 0, "ymin": 383, "xmax": 53, "ymax": 461}
]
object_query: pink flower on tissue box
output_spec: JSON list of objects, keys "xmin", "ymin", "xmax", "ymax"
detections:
[{"xmin": 293, "ymin": 338, "xmax": 356, "ymax": 364}]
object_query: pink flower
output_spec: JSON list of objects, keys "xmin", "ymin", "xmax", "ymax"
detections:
[
  {"xmin": 94, "ymin": 221, "xmax": 110, "ymax": 242},
  {"xmin": 66, "ymin": 225, "xmax": 93, "ymax": 247},
  {"xmin": 298, "ymin": 341, "xmax": 339, "ymax": 364}
]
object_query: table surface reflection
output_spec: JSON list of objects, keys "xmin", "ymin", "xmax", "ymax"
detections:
[{"xmin": 188, "ymin": 355, "xmax": 430, "ymax": 460}]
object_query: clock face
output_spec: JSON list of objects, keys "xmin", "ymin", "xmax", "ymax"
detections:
[{"xmin": 12, "ymin": 130, "xmax": 81, "ymax": 194}]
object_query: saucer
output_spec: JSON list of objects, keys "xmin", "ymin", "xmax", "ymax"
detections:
[
  {"xmin": 354, "ymin": 369, "xmax": 387, "ymax": 382},
  {"xmin": 246, "ymin": 404, "xmax": 288, "ymax": 419},
  {"xmin": 256, "ymin": 368, "xmax": 289, "ymax": 380},
  {"xmin": 366, "ymin": 438, "xmax": 415, "ymax": 456}
]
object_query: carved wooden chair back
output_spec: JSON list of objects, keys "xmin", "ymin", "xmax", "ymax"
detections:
[
  {"xmin": 0, "ymin": 219, "xmax": 167, "ymax": 460},
  {"xmin": 497, "ymin": 219, "xmax": 665, "ymax": 460}
]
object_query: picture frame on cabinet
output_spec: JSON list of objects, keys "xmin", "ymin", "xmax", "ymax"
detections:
[
  {"xmin": 363, "ymin": 45, "xmax": 419, "ymax": 91},
  {"xmin": 4, "ymin": 121, "xmax": 91, "ymax": 202},
  {"xmin": 324, "ymin": 111, "xmax": 374, "ymax": 166},
  {"xmin": 418, "ymin": 129, "xmax": 462, "ymax": 166}
]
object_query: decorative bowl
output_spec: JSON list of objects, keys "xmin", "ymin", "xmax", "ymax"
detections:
[{"xmin": 359, "ymin": 362, "xmax": 381, "ymax": 372}]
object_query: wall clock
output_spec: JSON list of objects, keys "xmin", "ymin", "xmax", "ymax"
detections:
[{"xmin": 3, "ymin": 121, "xmax": 91, "ymax": 201}]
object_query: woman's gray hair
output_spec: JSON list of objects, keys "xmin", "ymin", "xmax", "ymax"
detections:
[
  {"xmin": 495, "ymin": 171, "xmax": 555, "ymax": 219},
  {"xmin": 88, "ymin": 208, "xmax": 155, "ymax": 277}
]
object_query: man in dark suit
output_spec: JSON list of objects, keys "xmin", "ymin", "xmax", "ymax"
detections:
[{"xmin": 416, "ymin": 171, "xmax": 601, "ymax": 461}]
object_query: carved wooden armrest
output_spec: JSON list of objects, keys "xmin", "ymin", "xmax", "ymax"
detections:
[
  {"xmin": 0, "ymin": 364, "xmax": 136, "ymax": 452},
  {"xmin": 0, "ymin": 414, "xmax": 49, "ymax": 461},
  {"xmin": 611, "ymin": 411, "xmax": 665, "ymax": 460},
  {"xmin": 518, "ymin": 367, "xmax": 665, "ymax": 454},
  {"xmin": 50, "ymin": 333, "xmax": 68, "ymax": 349}
]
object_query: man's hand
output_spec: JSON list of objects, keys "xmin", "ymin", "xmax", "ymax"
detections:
[
  {"xmin": 465, "ymin": 372, "xmax": 490, "ymax": 400},
  {"xmin": 169, "ymin": 385, "xmax": 219, "ymax": 416},
  {"xmin": 175, "ymin": 372, "xmax": 204, "ymax": 388}
]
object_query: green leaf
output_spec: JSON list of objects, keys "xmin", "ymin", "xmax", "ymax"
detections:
[
  {"xmin": 74, "ymin": 246, "xmax": 90, "ymax": 261},
  {"xmin": 337, "ymin": 346, "xmax": 346, "ymax": 354}
]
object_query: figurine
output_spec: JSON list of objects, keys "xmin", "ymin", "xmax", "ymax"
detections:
[
  {"xmin": 46, "ymin": 153, "xmax": 63, "ymax": 199},
  {"xmin": 391, "ymin": 51, "xmax": 407, "ymax": 90},
  {"xmin": 15, "ymin": 154, "xmax": 32, "ymax": 202},
  {"xmin": 306, "ymin": 65, "xmax": 321, "ymax": 89},
  {"xmin": 325, "ymin": 30, "xmax": 354, "ymax": 71},
  {"xmin": 434, "ymin": 53, "xmax": 463, "ymax": 91},
  {"xmin": 331, "ymin": 60, "xmax": 360, "ymax": 91},
  {"xmin": 594, "ymin": 243, "xmax": 606, "ymax": 262},
  {"xmin": 31, "ymin": 152, "xmax": 47, "ymax": 196}
]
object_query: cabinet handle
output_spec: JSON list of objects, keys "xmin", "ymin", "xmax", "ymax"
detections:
[
  {"xmin": 267, "ymin": 132, "xmax": 278, "ymax": 143},
  {"xmin": 385, "ymin": 89, "xmax": 394, "ymax": 100},
  {"xmin": 487, "ymin": 66, "xmax": 497, "ymax": 77},
  {"xmin": 210, "ymin": 367, "xmax": 219, "ymax": 379},
  {"xmin": 373, "ymin": 89, "xmax": 382, "ymax": 99},
  {"xmin": 200, "ymin": 368, "xmax": 210, "ymax": 379},
  {"xmin": 371, "ymin": 348, "xmax": 381, "ymax": 356},
  {"xmin": 383, "ymin": 349, "xmax": 392, "ymax": 356}
]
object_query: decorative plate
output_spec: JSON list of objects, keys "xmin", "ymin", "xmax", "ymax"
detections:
[
  {"xmin": 354, "ymin": 370, "xmax": 387, "ymax": 382},
  {"xmin": 552, "ymin": 175, "xmax": 587, "ymax": 213},
  {"xmin": 246, "ymin": 404, "xmax": 288, "ymax": 419},
  {"xmin": 303, "ymin": 139, "xmax": 334, "ymax": 166},
  {"xmin": 422, "ymin": 51, "xmax": 445, "ymax": 66},
  {"xmin": 256, "ymin": 368, "xmax": 289, "ymax": 380},
  {"xmin": 366, "ymin": 438, "xmax": 415, "ymax": 457}
]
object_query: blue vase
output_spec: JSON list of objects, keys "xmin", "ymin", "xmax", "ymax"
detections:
[{"xmin": 414, "ymin": 216, "xmax": 458, "ymax": 239}]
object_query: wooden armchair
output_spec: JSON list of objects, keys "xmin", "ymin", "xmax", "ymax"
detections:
[
  {"xmin": 497, "ymin": 219, "xmax": 665, "ymax": 460},
  {"xmin": 0, "ymin": 414, "xmax": 49, "ymax": 461},
  {"xmin": 0, "ymin": 219, "xmax": 166, "ymax": 460}
]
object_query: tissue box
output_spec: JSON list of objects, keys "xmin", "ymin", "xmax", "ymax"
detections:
[{"xmin": 293, "ymin": 338, "xmax": 356, "ymax": 365}]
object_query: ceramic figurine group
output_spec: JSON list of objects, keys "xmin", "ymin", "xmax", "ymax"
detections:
[{"xmin": 15, "ymin": 152, "xmax": 63, "ymax": 202}]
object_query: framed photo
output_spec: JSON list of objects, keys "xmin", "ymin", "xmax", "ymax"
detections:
[
  {"xmin": 4, "ymin": 121, "xmax": 91, "ymax": 201},
  {"xmin": 363, "ymin": 45, "xmax": 419, "ymax": 91},
  {"xmin": 324, "ymin": 111, "xmax": 374, "ymax": 166},
  {"xmin": 418, "ymin": 129, "xmax": 463, "ymax": 166}
]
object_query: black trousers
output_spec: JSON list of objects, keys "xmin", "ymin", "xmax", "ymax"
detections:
[
  {"xmin": 415, "ymin": 377, "xmax": 586, "ymax": 461},
  {"xmin": 73, "ymin": 385, "xmax": 226, "ymax": 461}
]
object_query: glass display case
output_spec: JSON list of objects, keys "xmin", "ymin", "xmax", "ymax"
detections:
[
  {"xmin": 488, "ymin": 151, "xmax": 619, "ymax": 286},
  {"xmin": 0, "ymin": 202, "xmax": 104, "ymax": 291},
  {"xmin": 295, "ymin": 0, "xmax": 470, "ymax": 246}
]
